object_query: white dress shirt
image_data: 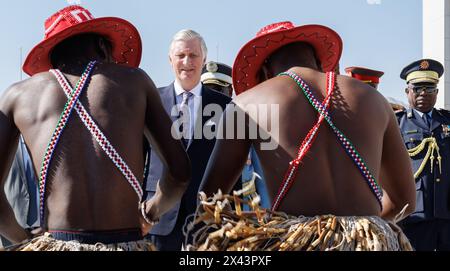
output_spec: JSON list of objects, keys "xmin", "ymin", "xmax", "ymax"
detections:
[{"xmin": 174, "ymin": 80, "xmax": 202, "ymax": 140}]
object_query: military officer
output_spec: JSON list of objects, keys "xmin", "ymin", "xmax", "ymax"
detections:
[
  {"xmin": 345, "ymin": 66, "xmax": 384, "ymax": 89},
  {"xmin": 201, "ymin": 61, "xmax": 234, "ymax": 97},
  {"xmin": 345, "ymin": 66, "xmax": 405, "ymax": 111},
  {"xmin": 396, "ymin": 59, "xmax": 450, "ymax": 251}
]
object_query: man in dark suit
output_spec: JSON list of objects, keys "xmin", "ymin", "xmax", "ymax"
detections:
[
  {"xmin": 396, "ymin": 59, "xmax": 450, "ymax": 251},
  {"xmin": 145, "ymin": 29, "xmax": 231, "ymax": 250}
]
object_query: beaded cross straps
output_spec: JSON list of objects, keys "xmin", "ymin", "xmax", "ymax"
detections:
[
  {"xmin": 39, "ymin": 61, "xmax": 96, "ymax": 223},
  {"xmin": 49, "ymin": 69, "xmax": 143, "ymax": 201},
  {"xmin": 271, "ymin": 72, "xmax": 336, "ymax": 212},
  {"xmin": 278, "ymin": 71, "xmax": 383, "ymax": 210}
]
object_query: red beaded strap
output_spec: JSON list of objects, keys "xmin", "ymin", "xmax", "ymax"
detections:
[
  {"xmin": 271, "ymin": 72, "xmax": 336, "ymax": 211},
  {"xmin": 49, "ymin": 69, "xmax": 143, "ymax": 202},
  {"xmin": 39, "ymin": 61, "xmax": 96, "ymax": 224}
]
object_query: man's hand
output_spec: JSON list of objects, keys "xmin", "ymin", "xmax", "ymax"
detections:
[
  {"xmin": 21, "ymin": 227, "xmax": 43, "ymax": 242},
  {"xmin": 139, "ymin": 200, "xmax": 159, "ymax": 236},
  {"xmin": 29, "ymin": 227, "xmax": 44, "ymax": 238},
  {"xmin": 139, "ymin": 216, "xmax": 153, "ymax": 236}
]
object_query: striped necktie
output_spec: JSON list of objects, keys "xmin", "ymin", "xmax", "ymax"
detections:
[{"xmin": 179, "ymin": 91, "xmax": 193, "ymax": 147}]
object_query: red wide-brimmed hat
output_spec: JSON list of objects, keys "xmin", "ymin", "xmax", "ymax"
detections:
[
  {"xmin": 23, "ymin": 5, "xmax": 142, "ymax": 76},
  {"xmin": 232, "ymin": 21, "xmax": 342, "ymax": 95}
]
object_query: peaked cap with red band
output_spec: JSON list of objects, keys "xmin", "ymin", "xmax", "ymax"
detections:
[
  {"xmin": 345, "ymin": 66, "xmax": 384, "ymax": 84},
  {"xmin": 232, "ymin": 21, "xmax": 343, "ymax": 95},
  {"xmin": 23, "ymin": 5, "xmax": 142, "ymax": 76}
]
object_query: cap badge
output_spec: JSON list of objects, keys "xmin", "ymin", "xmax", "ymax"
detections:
[
  {"xmin": 420, "ymin": 60, "xmax": 430, "ymax": 70},
  {"xmin": 206, "ymin": 62, "xmax": 218, "ymax": 73}
]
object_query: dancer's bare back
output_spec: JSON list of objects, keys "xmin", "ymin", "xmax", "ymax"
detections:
[
  {"xmin": 0, "ymin": 63, "xmax": 188, "ymax": 233},
  {"xmin": 200, "ymin": 67, "xmax": 415, "ymax": 220}
]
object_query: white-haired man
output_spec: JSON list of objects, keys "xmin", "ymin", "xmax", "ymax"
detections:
[{"xmin": 144, "ymin": 29, "xmax": 231, "ymax": 250}]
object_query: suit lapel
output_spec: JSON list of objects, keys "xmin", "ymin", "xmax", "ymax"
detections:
[
  {"xmin": 199, "ymin": 86, "xmax": 220, "ymax": 135},
  {"xmin": 200, "ymin": 86, "xmax": 212, "ymax": 127},
  {"xmin": 431, "ymin": 108, "xmax": 444, "ymax": 132},
  {"xmin": 160, "ymin": 83, "xmax": 178, "ymax": 122}
]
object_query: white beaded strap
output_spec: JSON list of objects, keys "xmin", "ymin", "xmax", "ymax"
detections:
[
  {"xmin": 50, "ymin": 69, "xmax": 143, "ymax": 200},
  {"xmin": 140, "ymin": 202, "xmax": 159, "ymax": 225}
]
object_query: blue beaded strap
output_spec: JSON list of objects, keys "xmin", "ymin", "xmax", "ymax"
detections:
[{"xmin": 278, "ymin": 71, "xmax": 383, "ymax": 210}]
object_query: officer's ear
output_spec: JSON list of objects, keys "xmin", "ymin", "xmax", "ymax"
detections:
[{"xmin": 405, "ymin": 88, "xmax": 410, "ymax": 94}]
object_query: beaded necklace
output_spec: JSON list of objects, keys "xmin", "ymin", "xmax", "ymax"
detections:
[
  {"xmin": 49, "ymin": 69, "xmax": 143, "ymax": 199},
  {"xmin": 39, "ymin": 61, "xmax": 96, "ymax": 223},
  {"xmin": 272, "ymin": 71, "xmax": 383, "ymax": 212}
]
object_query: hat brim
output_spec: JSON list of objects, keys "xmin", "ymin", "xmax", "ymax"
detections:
[
  {"xmin": 201, "ymin": 71, "xmax": 232, "ymax": 85},
  {"xmin": 23, "ymin": 17, "xmax": 142, "ymax": 76},
  {"xmin": 408, "ymin": 78, "xmax": 439, "ymax": 84},
  {"xmin": 344, "ymin": 66, "xmax": 384, "ymax": 78},
  {"xmin": 203, "ymin": 79, "xmax": 231, "ymax": 87},
  {"xmin": 232, "ymin": 24, "xmax": 342, "ymax": 95}
]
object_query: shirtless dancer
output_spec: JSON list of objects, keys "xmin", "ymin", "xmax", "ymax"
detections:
[
  {"xmin": 0, "ymin": 5, "xmax": 190, "ymax": 251},
  {"xmin": 195, "ymin": 22, "xmax": 416, "ymax": 251}
]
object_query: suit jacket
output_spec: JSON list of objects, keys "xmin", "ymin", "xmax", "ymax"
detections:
[
  {"xmin": 397, "ymin": 108, "xmax": 450, "ymax": 224},
  {"xmin": 0, "ymin": 138, "xmax": 39, "ymax": 247},
  {"xmin": 144, "ymin": 83, "xmax": 231, "ymax": 235}
]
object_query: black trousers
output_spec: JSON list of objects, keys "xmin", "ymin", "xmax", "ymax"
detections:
[
  {"xmin": 402, "ymin": 219, "xmax": 450, "ymax": 251},
  {"xmin": 146, "ymin": 208, "xmax": 193, "ymax": 251}
]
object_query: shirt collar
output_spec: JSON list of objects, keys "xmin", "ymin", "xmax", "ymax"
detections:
[
  {"xmin": 413, "ymin": 108, "xmax": 433, "ymax": 118},
  {"xmin": 174, "ymin": 80, "xmax": 202, "ymax": 97}
]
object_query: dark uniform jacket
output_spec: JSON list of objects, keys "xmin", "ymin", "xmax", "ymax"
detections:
[
  {"xmin": 0, "ymin": 138, "xmax": 39, "ymax": 247},
  {"xmin": 396, "ymin": 108, "xmax": 450, "ymax": 223},
  {"xmin": 144, "ymin": 83, "xmax": 231, "ymax": 236}
]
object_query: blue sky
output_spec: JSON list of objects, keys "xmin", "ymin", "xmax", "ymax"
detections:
[{"xmin": 0, "ymin": 0, "xmax": 421, "ymax": 103}]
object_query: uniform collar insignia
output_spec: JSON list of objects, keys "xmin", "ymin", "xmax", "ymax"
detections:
[
  {"xmin": 442, "ymin": 124, "xmax": 450, "ymax": 136},
  {"xmin": 407, "ymin": 110, "xmax": 413, "ymax": 119}
]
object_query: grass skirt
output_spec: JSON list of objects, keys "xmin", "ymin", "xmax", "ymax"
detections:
[
  {"xmin": 13, "ymin": 232, "xmax": 157, "ymax": 251},
  {"xmin": 183, "ymin": 191, "xmax": 413, "ymax": 251}
]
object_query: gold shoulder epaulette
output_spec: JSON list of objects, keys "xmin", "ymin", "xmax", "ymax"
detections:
[
  {"xmin": 395, "ymin": 109, "xmax": 406, "ymax": 118},
  {"xmin": 408, "ymin": 137, "xmax": 442, "ymax": 178}
]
